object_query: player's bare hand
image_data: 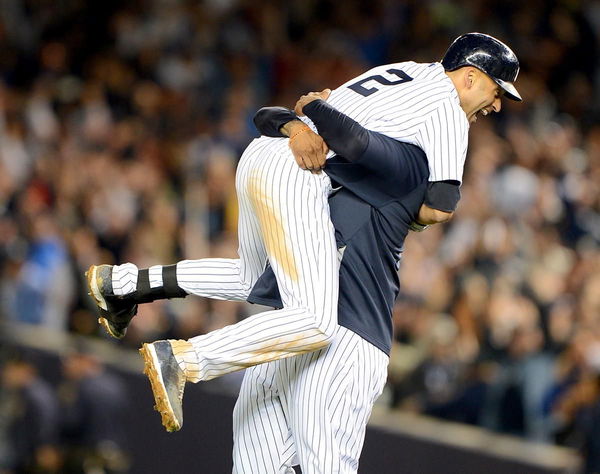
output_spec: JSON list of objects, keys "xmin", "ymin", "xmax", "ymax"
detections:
[
  {"xmin": 294, "ymin": 89, "xmax": 331, "ymax": 116},
  {"xmin": 284, "ymin": 121, "xmax": 328, "ymax": 173}
]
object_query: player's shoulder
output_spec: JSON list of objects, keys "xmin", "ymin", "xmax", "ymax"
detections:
[
  {"xmin": 364, "ymin": 60, "xmax": 435, "ymax": 75},
  {"xmin": 386, "ymin": 61, "xmax": 456, "ymax": 93},
  {"xmin": 338, "ymin": 61, "xmax": 449, "ymax": 91},
  {"xmin": 373, "ymin": 60, "xmax": 441, "ymax": 75},
  {"xmin": 400, "ymin": 62, "xmax": 461, "ymax": 104},
  {"xmin": 405, "ymin": 62, "xmax": 454, "ymax": 86}
]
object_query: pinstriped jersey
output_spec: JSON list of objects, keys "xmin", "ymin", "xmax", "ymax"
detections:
[{"xmin": 318, "ymin": 61, "xmax": 469, "ymax": 183}]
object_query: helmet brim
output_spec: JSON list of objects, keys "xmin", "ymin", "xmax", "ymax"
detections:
[{"xmin": 496, "ymin": 78, "xmax": 522, "ymax": 101}]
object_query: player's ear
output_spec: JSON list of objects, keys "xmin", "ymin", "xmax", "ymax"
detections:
[{"xmin": 465, "ymin": 68, "xmax": 477, "ymax": 89}]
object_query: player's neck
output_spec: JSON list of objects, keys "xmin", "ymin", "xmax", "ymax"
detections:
[
  {"xmin": 445, "ymin": 69, "xmax": 469, "ymax": 116},
  {"xmin": 445, "ymin": 69, "xmax": 464, "ymax": 94}
]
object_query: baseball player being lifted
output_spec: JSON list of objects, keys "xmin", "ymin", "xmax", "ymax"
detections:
[{"xmin": 87, "ymin": 33, "xmax": 521, "ymax": 472}]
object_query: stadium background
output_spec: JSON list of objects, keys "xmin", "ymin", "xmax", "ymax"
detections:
[{"xmin": 0, "ymin": 0, "xmax": 598, "ymax": 472}]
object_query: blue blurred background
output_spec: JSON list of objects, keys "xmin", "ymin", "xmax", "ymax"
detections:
[{"xmin": 0, "ymin": 0, "xmax": 599, "ymax": 472}]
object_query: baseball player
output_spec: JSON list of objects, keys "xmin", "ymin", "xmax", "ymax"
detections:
[
  {"xmin": 87, "ymin": 33, "xmax": 521, "ymax": 472},
  {"xmin": 233, "ymin": 96, "xmax": 430, "ymax": 473}
]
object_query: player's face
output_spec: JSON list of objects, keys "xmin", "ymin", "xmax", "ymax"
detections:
[{"xmin": 464, "ymin": 70, "xmax": 503, "ymax": 124}]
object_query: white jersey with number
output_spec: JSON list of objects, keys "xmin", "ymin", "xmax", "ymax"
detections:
[{"xmin": 316, "ymin": 61, "xmax": 469, "ymax": 183}]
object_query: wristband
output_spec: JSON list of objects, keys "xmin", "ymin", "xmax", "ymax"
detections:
[
  {"xmin": 409, "ymin": 221, "xmax": 429, "ymax": 232},
  {"xmin": 289, "ymin": 126, "xmax": 311, "ymax": 142}
]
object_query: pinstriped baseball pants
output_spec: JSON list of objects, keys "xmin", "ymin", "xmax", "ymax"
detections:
[
  {"xmin": 232, "ymin": 326, "xmax": 388, "ymax": 474},
  {"xmin": 114, "ymin": 136, "xmax": 339, "ymax": 373}
]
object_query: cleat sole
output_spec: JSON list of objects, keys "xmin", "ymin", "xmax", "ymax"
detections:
[{"xmin": 139, "ymin": 344, "xmax": 181, "ymax": 432}]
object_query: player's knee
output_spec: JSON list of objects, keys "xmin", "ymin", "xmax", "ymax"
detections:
[
  {"xmin": 289, "ymin": 306, "xmax": 337, "ymax": 348},
  {"xmin": 320, "ymin": 323, "xmax": 337, "ymax": 343},
  {"xmin": 311, "ymin": 315, "xmax": 337, "ymax": 346},
  {"xmin": 308, "ymin": 333, "xmax": 333, "ymax": 353}
]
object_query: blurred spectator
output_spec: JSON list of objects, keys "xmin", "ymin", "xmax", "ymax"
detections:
[
  {"xmin": 480, "ymin": 319, "xmax": 553, "ymax": 440},
  {"xmin": 392, "ymin": 315, "xmax": 466, "ymax": 412},
  {"xmin": 59, "ymin": 344, "xmax": 130, "ymax": 474},
  {"xmin": 0, "ymin": 352, "xmax": 61, "ymax": 473},
  {"xmin": 544, "ymin": 328, "xmax": 600, "ymax": 473},
  {"xmin": 9, "ymin": 212, "xmax": 73, "ymax": 330}
]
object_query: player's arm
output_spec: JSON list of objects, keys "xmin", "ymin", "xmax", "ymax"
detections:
[
  {"xmin": 295, "ymin": 93, "xmax": 460, "ymax": 225},
  {"xmin": 254, "ymin": 93, "xmax": 415, "ymax": 175},
  {"xmin": 293, "ymin": 92, "xmax": 431, "ymax": 179},
  {"xmin": 409, "ymin": 181, "xmax": 459, "ymax": 231},
  {"xmin": 254, "ymin": 103, "xmax": 369, "ymax": 163},
  {"xmin": 255, "ymin": 88, "xmax": 379, "ymax": 172},
  {"xmin": 417, "ymin": 205, "xmax": 454, "ymax": 224},
  {"xmin": 300, "ymin": 96, "xmax": 460, "ymax": 228},
  {"xmin": 253, "ymin": 106, "xmax": 329, "ymax": 172},
  {"xmin": 290, "ymin": 100, "xmax": 462, "ymax": 222}
]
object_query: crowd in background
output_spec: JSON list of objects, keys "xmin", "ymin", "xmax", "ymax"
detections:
[
  {"xmin": 0, "ymin": 345, "xmax": 130, "ymax": 473},
  {"xmin": 0, "ymin": 0, "xmax": 599, "ymax": 472}
]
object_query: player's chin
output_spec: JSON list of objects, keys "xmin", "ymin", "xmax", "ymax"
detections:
[{"xmin": 470, "ymin": 110, "xmax": 486, "ymax": 124}]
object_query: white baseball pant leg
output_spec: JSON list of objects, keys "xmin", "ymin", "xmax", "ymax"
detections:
[
  {"xmin": 232, "ymin": 360, "xmax": 297, "ymax": 473},
  {"xmin": 232, "ymin": 327, "xmax": 389, "ymax": 474}
]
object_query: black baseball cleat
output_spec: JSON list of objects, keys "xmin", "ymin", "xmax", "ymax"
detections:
[
  {"xmin": 86, "ymin": 264, "xmax": 138, "ymax": 339},
  {"xmin": 139, "ymin": 341, "xmax": 186, "ymax": 432}
]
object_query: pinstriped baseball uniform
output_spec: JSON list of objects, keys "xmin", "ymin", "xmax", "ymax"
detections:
[
  {"xmin": 111, "ymin": 61, "xmax": 467, "ymax": 472},
  {"xmin": 112, "ymin": 62, "xmax": 468, "ymax": 376},
  {"xmin": 237, "ymin": 102, "xmax": 431, "ymax": 473}
]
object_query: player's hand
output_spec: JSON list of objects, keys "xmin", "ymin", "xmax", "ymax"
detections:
[
  {"xmin": 294, "ymin": 89, "xmax": 331, "ymax": 116},
  {"xmin": 286, "ymin": 122, "xmax": 328, "ymax": 173}
]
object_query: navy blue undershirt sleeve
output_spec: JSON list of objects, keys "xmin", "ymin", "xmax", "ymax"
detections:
[
  {"xmin": 253, "ymin": 107, "xmax": 297, "ymax": 137},
  {"xmin": 348, "ymin": 128, "xmax": 428, "ymax": 178},
  {"xmin": 302, "ymin": 100, "xmax": 370, "ymax": 161},
  {"xmin": 425, "ymin": 180, "xmax": 461, "ymax": 212}
]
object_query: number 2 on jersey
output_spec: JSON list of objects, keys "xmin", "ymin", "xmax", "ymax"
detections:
[{"xmin": 348, "ymin": 69, "xmax": 413, "ymax": 97}]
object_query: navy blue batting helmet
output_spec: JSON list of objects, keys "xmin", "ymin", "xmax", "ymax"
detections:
[{"xmin": 442, "ymin": 32, "xmax": 522, "ymax": 101}]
